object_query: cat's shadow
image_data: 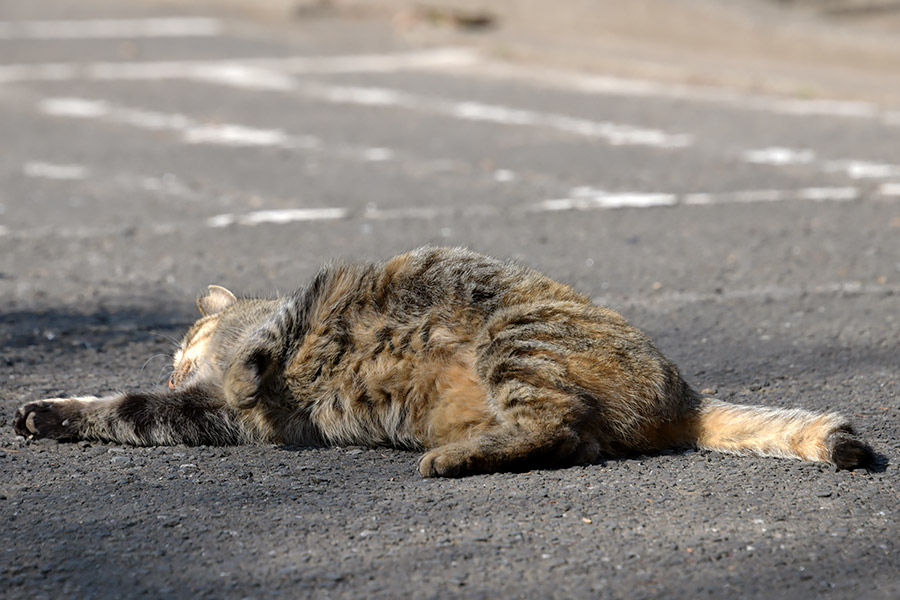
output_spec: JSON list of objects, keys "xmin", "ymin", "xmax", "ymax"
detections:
[
  {"xmin": 0, "ymin": 306, "xmax": 192, "ymax": 352},
  {"xmin": 865, "ymin": 452, "xmax": 890, "ymax": 473}
]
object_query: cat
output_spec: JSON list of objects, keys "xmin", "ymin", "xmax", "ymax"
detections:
[{"xmin": 13, "ymin": 246, "xmax": 875, "ymax": 476}]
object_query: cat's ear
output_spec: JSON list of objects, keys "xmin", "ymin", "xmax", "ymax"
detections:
[{"xmin": 197, "ymin": 285, "xmax": 237, "ymax": 316}]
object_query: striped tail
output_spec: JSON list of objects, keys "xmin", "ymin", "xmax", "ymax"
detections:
[{"xmin": 687, "ymin": 398, "xmax": 875, "ymax": 470}]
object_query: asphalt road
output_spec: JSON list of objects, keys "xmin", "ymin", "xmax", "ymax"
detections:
[{"xmin": 1, "ymin": 1, "xmax": 899, "ymax": 599}]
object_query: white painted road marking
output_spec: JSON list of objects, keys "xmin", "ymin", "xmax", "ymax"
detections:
[
  {"xmin": 742, "ymin": 147, "xmax": 815, "ymax": 166},
  {"xmin": 2, "ymin": 43, "xmax": 897, "ymax": 131},
  {"xmin": 22, "ymin": 161, "xmax": 89, "ymax": 180},
  {"xmin": 183, "ymin": 124, "xmax": 291, "ymax": 147},
  {"xmin": 0, "ymin": 18, "xmax": 223, "ymax": 40},
  {"xmin": 879, "ymin": 182, "xmax": 900, "ymax": 197},
  {"xmin": 38, "ymin": 96, "xmax": 430, "ymax": 164},
  {"xmin": 28, "ymin": 95, "xmax": 899, "ymax": 225},
  {"xmin": 251, "ymin": 47, "xmax": 481, "ymax": 75},
  {"xmin": 538, "ymin": 189, "xmax": 678, "ymax": 210},
  {"xmin": 447, "ymin": 59, "xmax": 900, "ymax": 126},
  {"xmin": 742, "ymin": 146, "xmax": 900, "ymax": 181},
  {"xmin": 822, "ymin": 160, "xmax": 900, "ymax": 180},
  {"xmin": 593, "ymin": 280, "xmax": 900, "ymax": 311},
  {"xmin": 201, "ymin": 77, "xmax": 694, "ymax": 149},
  {"xmin": 448, "ymin": 100, "xmax": 690, "ymax": 147},
  {"xmin": 207, "ymin": 208, "xmax": 349, "ymax": 228},
  {"xmin": 4, "ymin": 154, "xmax": 898, "ymax": 243},
  {"xmin": 7, "ymin": 46, "xmax": 898, "ymax": 161},
  {"xmin": 538, "ymin": 186, "xmax": 861, "ymax": 212},
  {"xmin": 0, "ymin": 48, "xmax": 479, "ymax": 83},
  {"xmin": 40, "ymin": 96, "xmax": 312, "ymax": 149},
  {"xmin": 3, "ymin": 50, "xmax": 690, "ymax": 149}
]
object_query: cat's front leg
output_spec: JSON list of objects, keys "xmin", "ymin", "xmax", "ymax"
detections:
[{"xmin": 13, "ymin": 381, "xmax": 247, "ymax": 446}]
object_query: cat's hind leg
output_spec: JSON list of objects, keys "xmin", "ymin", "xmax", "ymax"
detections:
[
  {"xmin": 418, "ymin": 383, "xmax": 595, "ymax": 477},
  {"xmin": 417, "ymin": 304, "xmax": 628, "ymax": 477},
  {"xmin": 13, "ymin": 381, "xmax": 247, "ymax": 446}
]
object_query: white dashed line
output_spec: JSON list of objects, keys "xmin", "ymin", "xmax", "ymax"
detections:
[
  {"xmin": 797, "ymin": 187, "xmax": 859, "ymax": 201},
  {"xmin": 0, "ymin": 17, "xmax": 223, "ymax": 40},
  {"xmin": 741, "ymin": 146, "xmax": 900, "ymax": 182},
  {"xmin": 210, "ymin": 79, "xmax": 685, "ymax": 148},
  {"xmin": 244, "ymin": 79, "xmax": 691, "ymax": 148},
  {"xmin": 7, "ymin": 54, "xmax": 691, "ymax": 149},
  {"xmin": 362, "ymin": 147, "xmax": 394, "ymax": 162},
  {"xmin": 254, "ymin": 47, "xmax": 481, "ymax": 75},
  {"xmin": 22, "ymin": 161, "xmax": 89, "ymax": 180},
  {"xmin": 538, "ymin": 189, "xmax": 678, "ymax": 211},
  {"xmin": 0, "ymin": 48, "xmax": 479, "ymax": 84},
  {"xmin": 593, "ymin": 281, "xmax": 900, "ymax": 311},
  {"xmin": 536, "ymin": 186, "xmax": 861, "ymax": 212},
  {"xmin": 183, "ymin": 124, "xmax": 291, "ymax": 147},
  {"xmin": 38, "ymin": 95, "xmax": 431, "ymax": 165},
  {"xmin": 493, "ymin": 169, "xmax": 516, "ymax": 183},
  {"xmin": 742, "ymin": 147, "xmax": 816, "ymax": 166},
  {"xmin": 878, "ymin": 182, "xmax": 900, "ymax": 197},
  {"xmin": 4, "ymin": 44, "xmax": 894, "ymax": 129},
  {"xmin": 4, "ymin": 163, "xmax": 898, "ymax": 240},
  {"xmin": 40, "ymin": 96, "xmax": 309, "ymax": 149},
  {"xmin": 822, "ymin": 160, "xmax": 900, "ymax": 180},
  {"xmin": 40, "ymin": 97, "xmax": 109, "ymax": 118},
  {"xmin": 446, "ymin": 100, "xmax": 690, "ymax": 147},
  {"xmin": 207, "ymin": 208, "xmax": 349, "ymax": 228},
  {"xmin": 447, "ymin": 59, "xmax": 900, "ymax": 126}
]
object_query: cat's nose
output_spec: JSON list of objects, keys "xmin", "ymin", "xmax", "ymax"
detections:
[{"xmin": 168, "ymin": 377, "xmax": 176, "ymax": 389}]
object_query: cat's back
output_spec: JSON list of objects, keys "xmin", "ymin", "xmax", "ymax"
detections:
[
  {"xmin": 355, "ymin": 246, "xmax": 590, "ymax": 316},
  {"xmin": 289, "ymin": 246, "xmax": 595, "ymax": 360}
]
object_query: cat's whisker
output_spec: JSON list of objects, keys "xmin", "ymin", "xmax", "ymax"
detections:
[
  {"xmin": 156, "ymin": 365, "xmax": 174, "ymax": 386},
  {"xmin": 139, "ymin": 354, "xmax": 169, "ymax": 380},
  {"xmin": 147, "ymin": 329, "xmax": 184, "ymax": 349}
]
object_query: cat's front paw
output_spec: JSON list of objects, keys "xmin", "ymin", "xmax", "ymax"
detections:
[
  {"xmin": 13, "ymin": 398, "xmax": 87, "ymax": 440},
  {"xmin": 224, "ymin": 347, "xmax": 279, "ymax": 410},
  {"xmin": 223, "ymin": 359, "xmax": 263, "ymax": 409}
]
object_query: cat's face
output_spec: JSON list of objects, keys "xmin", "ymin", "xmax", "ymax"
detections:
[{"xmin": 169, "ymin": 285, "xmax": 237, "ymax": 389}]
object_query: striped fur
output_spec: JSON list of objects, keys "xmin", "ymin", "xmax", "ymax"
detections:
[{"xmin": 13, "ymin": 247, "xmax": 875, "ymax": 476}]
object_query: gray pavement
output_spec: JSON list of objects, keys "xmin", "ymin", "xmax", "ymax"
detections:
[{"xmin": 1, "ymin": 1, "xmax": 899, "ymax": 599}]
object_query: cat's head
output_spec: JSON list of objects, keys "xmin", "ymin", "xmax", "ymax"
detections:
[{"xmin": 169, "ymin": 285, "xmax": 237, "ymax": 389}]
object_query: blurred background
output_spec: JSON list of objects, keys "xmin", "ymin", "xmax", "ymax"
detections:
[{"xmin": 2, "ymin": 0, "xmax": 899, "ymax": 302}]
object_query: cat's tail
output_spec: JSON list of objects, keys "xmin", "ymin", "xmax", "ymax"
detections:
[{"xmin": 675, "ymin": 397, "xmax": 875, "ymax": 469}]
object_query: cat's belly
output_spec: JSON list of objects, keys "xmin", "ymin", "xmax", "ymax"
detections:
[
  {"xmin": 282, "ymin": 318, "xmax": 492, "ymax": 450},
  {"xmin": 331, "ymin": 342, "xmax": 493, "ymax": 449}
]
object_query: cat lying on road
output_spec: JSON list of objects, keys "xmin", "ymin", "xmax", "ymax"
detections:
[{"xmin": 13, "ymin": 247, "xmax": 875, "ymax": 476}]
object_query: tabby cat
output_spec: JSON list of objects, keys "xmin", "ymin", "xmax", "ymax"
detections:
[{"xmin": 13, "ymin": 247, "xmax": 874, "ymax": 476}]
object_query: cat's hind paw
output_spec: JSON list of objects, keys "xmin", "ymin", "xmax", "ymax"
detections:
[
  {"xmin": 418, "ymin": 444, "xmax": 484, "ymax": 478},
  {"xmin": 13, "ymin": 398, "xmax": 90, "ymax": 440}
]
